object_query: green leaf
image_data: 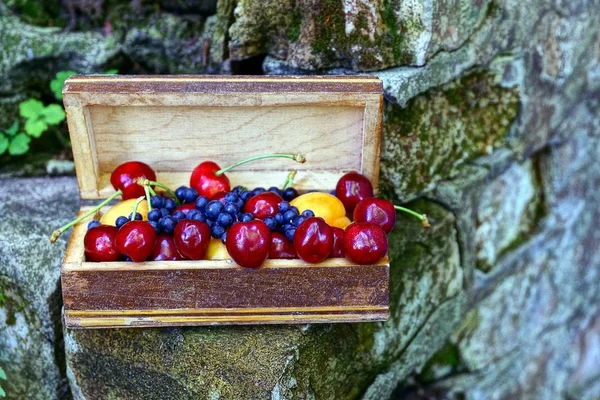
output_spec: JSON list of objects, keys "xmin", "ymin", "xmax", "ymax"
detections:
[
  {"xmin": 0, "ymin": 385, "xmax": 5, "ymax": 397},
  {"xmin": 41, "ymin": 104, "xmax": 66, "ymax": 125},
  {"xmin": 9, "ymin": 133, "xmax": 31, "ymax": 155},
  {"xmin": 5, "ymin": 120, "xmax": 19, "ymax": 136},
  {"xmin": 104, "ymin": 69, "xmax": 118, "ymax": 75},
  {"xmin": 24, "ymin": 118, "xmax": 47, "ymax": 138},
  {"xmin": 19, "ymin": 99, "xmax": 45, "ymax": 119},
  {"xmin": 50, "ymin": 70, "xmax": 77, "ymax": 100},
  {"xmin": 0, "ymin": 134, "xmax": 8, "ymax": 155},
  {"xmin": 0, "ymin": 365, "xmax": 6, "ymax": 380}
]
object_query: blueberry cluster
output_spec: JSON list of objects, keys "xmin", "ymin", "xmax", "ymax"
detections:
[
  {"xmin": 264, "ymin": 201, "xmax": 315, "ymax": 242},
  {"xmin": 109, "ymin": 184, "xmax": 307, "ymax": 243}
]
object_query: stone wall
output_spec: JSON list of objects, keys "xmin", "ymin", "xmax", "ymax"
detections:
[{"xmin": 1, "ymin": 0, "xmax": 599, "ymax": 398}]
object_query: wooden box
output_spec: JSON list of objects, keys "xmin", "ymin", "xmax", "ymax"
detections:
[{"xmin": 61, "ymin": 75, "xmax": 389, "ymax": 328}]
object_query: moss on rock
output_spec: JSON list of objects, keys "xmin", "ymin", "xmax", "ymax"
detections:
[{"xmin": 379, "ymin": 72, "xmax": 520, "ymax": 200}]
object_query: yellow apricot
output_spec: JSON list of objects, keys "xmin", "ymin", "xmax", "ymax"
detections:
[
  {"xmin": 206, "ymin": 238, "xmax": 230, "ymax": 260},
  {"xmin": 331, "ymin": 216, "xmax": 352, "ymax": 229},
  {"xmin": 290, "ymin": 192, "xmax": 347, "ymax": 226},
  {"xmin": 100, "ymin": 199, "xmax": 149, "ymax": 226}
]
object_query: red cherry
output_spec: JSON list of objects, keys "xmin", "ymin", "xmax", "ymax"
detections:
[
  {"xmin": 335, "ymin": 171, "xmax": 374, "ymax": 213},
  {"xmin": 243, "ymin": 192, "xmax": 283, "ymax": 219},
  {"xmin": 226, "ymin": 221, "xmax": 271, "ymax": 268},
  {"xmin": 173, "ymin": 220, "xmax": 211, "ymax": 260},
  {"xmin": 331, "ymin": 227, "xmax": 345, "ymax": 258},
  {"xmin": 151, "ymin": 234, "xmax": 182, "ymax": 261},
  {"xmin": 110, "ymin": 161, "xmax": 156, "ymax": 200},
  {"xmin": 293, "ymin": 217, "xmax": 333, "ymax": 263},
  {"xmin": 115, "ymin": 221, "xmax": 156, "ymax": 262},
  {"xmin": 174, "ymin": 203, "xmax": 196, "ymax": 215},
  {"xmin": 84, "ymin": 225, "xmax": 120, "ymax": 262},
  {"xmin": 343, "ymin": 222, "xmax": 388, "ymax": 264},
  {"xmin": 190, "ymin": 161, "xmax": 231, "ymax": 200},
  {"xmin": 268, "ymin": 232, "xmax": 298, "ymax": 259},
  {"xmin": 353, "ymin": 198, "xmax": 396, "ymax": 233}
]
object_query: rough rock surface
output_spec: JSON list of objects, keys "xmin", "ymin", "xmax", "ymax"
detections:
[
  {"xmin": 1, "ymin": 0, "xmax": 600, "ymax": 398},
  {"xmin": 0, "ymin": 177, "xmax": 79, "ymax": 399}
]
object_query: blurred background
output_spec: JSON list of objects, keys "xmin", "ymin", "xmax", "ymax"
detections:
[{"xmin": 1, "ymin": 0, "xmax": 599, "ymax": 399}]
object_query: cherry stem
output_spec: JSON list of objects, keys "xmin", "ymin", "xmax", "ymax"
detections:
[
  {"xmin": 215, "ymin": 153, "xmax": 306, "ymax": 176},
  {"xmin": 131, "ymin": 196, "xmax": 145, "ymax": 219},
  {"xmin": 144, "ymin": 186, "xmax": 152, "ymax": 212},
  {"xmin": 394, "ymin": 205, "xmax": 431, "ymax": 228},
  {"xmin": 282, "ymin": 170, "xmax": 297, "ymax": 190},
  {"xmin": 50, "ymin": 189, "xmax": 123, "ymax": 243},
  {"xmin": 147, "ymin": 186, "xmax": 157, "ymax": 197},
  {"xmin": 136, "ymin": 178, "xmax": 180, "ymax": 205}
]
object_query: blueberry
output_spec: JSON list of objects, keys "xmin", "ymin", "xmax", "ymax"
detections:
[
  {"xmin": 211, "ymin": 224, "xmax": 225, "ymax": 238},
  {"xmin": 264, "ymin": 216, "xmax": 277, "ymax": 231},
  {"xmin": 129, "ymin": 212, "xmax": 143, "ymax": 221},
  {"xmin": 173, "ymin": 210, "xmax": 186, "ymax": 221},
  {"xmin": 115, "ymin": 216, "xmax": 129, "ymax": 228},
  {"xmin": 268, "ymin": 186, "xmax": 282, "ymax": 196},
  {"xmin": 278, "ymin": 201, "xmax": 291, "ymax": 212},
  {"xmin": 195, "ymin": 195, "xmax": 209, "ymax": 210},
  {"xmin": 252, "ymin": 187, "xmax": 265, "ymax": 196},
  {"xmin": 292, "ymin": 216, "xmax": 306, "ymax": 227},
  {"xmin": 281, "ymin": 223, "xmax": 294, "ymax": 233},
  {"xmin": 149, "ymin": 221, "xmax": 161, "ymax": 233},
  {"xmin": 274, "ymin": 213, "xmax": 285, "ymax": 225},
  {"xmin": 148, "ymin": 209, "xmax": 162, "ymax": 222},
  {"xmin": 186, "ymin": 209, "xmax": 198, "ymax": 220},
  {"xmin": 164, "ymin": 198, "xmax": 177, "ymax": 212},
  {"xmin": 284, "ymin": 227, "xmax": 296, "ymax": 242},
  {"xmin": 232, "ymin": 185, "xmax": 244, "ymax": 193},
  {"xmin": 205, "ymin": 218, "xmax": 215, "ymax": 228},
  {"xmin": 234, "ymin": 198, "xmax": 245, "ymax": 209},
  {"xmin": 301, "ymin": 210, "xmax": 315, "ymax": 218},
  {"xmin": 221, "ymin": 231, "xmax": 227, "ymax": 244},
  {"xmin": 217, "ymin": 212, "xmax": 233, "ymax": 227},
  {"xmin": 290, "ymin": 206, "xmax": 299, "ymax": 214},
  {"xmin": 205, "ymin": 200, "xmax": 224, "ymax": 219},
  {"xmin": 183, "ymin": 188, "xmax": 199, "ymax": 203},
  {"xmin": 224, "ymin": 203, "xmax": 239, "ymax": 216},
  {"xmin": 160, "ymin": 208, "xmax": 171, "ymax": 217},
  {"xmin": 175, "ymin": 186, "xmax": 188, "ymax": 202},
  {"xmin": 239, "ymin": 212, "xmax": 254, "ymax": 222},
  {"xmin": 159, "ymin": 216, "xmax": 177, "ymax": 234},
  {"xmin": 282, "ymin": 187, "xmax": 299, "ymax": 201},
  {"xmin": 224, "ymin": 192, "xmax": 238, "ymax": 203},
  {"xmin": 240, "ymin": 190, "xmax": 252, "ymax": 202},
  {"xmin": 190, "ymin": 211, "xmax": 206, "ymax": 222},
  {"xmin": 150, "ymin": 195, "xmax": 165, "ymax": 209},
  {"xmin": 87, "ymin": 220, "xmax": 101, "ymax": 229},
  {"xmin": 283, "ymin": 209, "xmax": 298, "ymax": 222}
]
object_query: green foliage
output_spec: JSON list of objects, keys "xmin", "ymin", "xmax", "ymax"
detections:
[
  {"xmin": 50, "ymin": 71, "xmax": 77, "ymax": 100},
  {"xmin": 0, "ymin": 121, "xmax": 31, "ymax": 156},
  {"xmin": 19, "ymin": 99, "xmax": 65, "ymax": 138},
  {"xmin": 0, "ymin": 364, "xmax": 6, "ymax": 397}
]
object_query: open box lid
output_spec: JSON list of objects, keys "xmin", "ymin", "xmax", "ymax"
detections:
[{"xmin": 63, "ymin": 75, "xmax": 383, "ymax": 200}]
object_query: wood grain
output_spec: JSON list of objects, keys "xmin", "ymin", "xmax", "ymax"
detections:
[{"xmin": 63, "ymin": 75, "xmax": 383, "ymax": 199}]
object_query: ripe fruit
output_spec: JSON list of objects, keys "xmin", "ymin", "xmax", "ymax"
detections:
[
  {"xmin": 115, "ymin": 221, "xmax": 157, "ymax": 262},
  {"xmin": 293, "ymin": 217, "xmax": 333, "ymax": 263},
  {"xmin": 190, "ymin": 161, "xmax": 231, "ymax": 200},
  {"xmin": 335, "ymin": 171, "xmax": 374, "ymax": 213},
  {"xmin": 290, "ymin": 192, "xmax": 347, "ymax": 227},
  {"xmin": 331, "ymin": 227, "xmax": 345, "ymax": 258},
  {"xmin": 173, "ymin": 220, "xmax": 211, "ymax": 260},
  {"xmin": 151, "ymin": 234, "xmax": 182, "ymax": 261},
  {"xmin": 243, "ymin": 192, "xmax": 283, "ymax": 219},
  {"xmin": 110, "ymin": 161, "xmax": 156, "ymax": 200},
  {"xmin": 269, "ymin": 232, "xmax": 297, "ymax": 259},
  {"xmin": 353, "ymin": 198, "xmax": 396, "ymax": 233},
  {"xmin": 84, "ymin": 225, "xmax": 120, "ymax": 262},
  {"xmin": 100, "ymin": 199, "xmax": 149, "ymax": 226},
  {"xmin": 343, "ymin": 222, "xmax": 388, "ymax": 264},
  {"xmin": 226, "ymin": 220, "xmax": 271, "ymax": 268},
  {"xmin": 206, "ymin": 238, "xmax": 230, "ymax": 260}
]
